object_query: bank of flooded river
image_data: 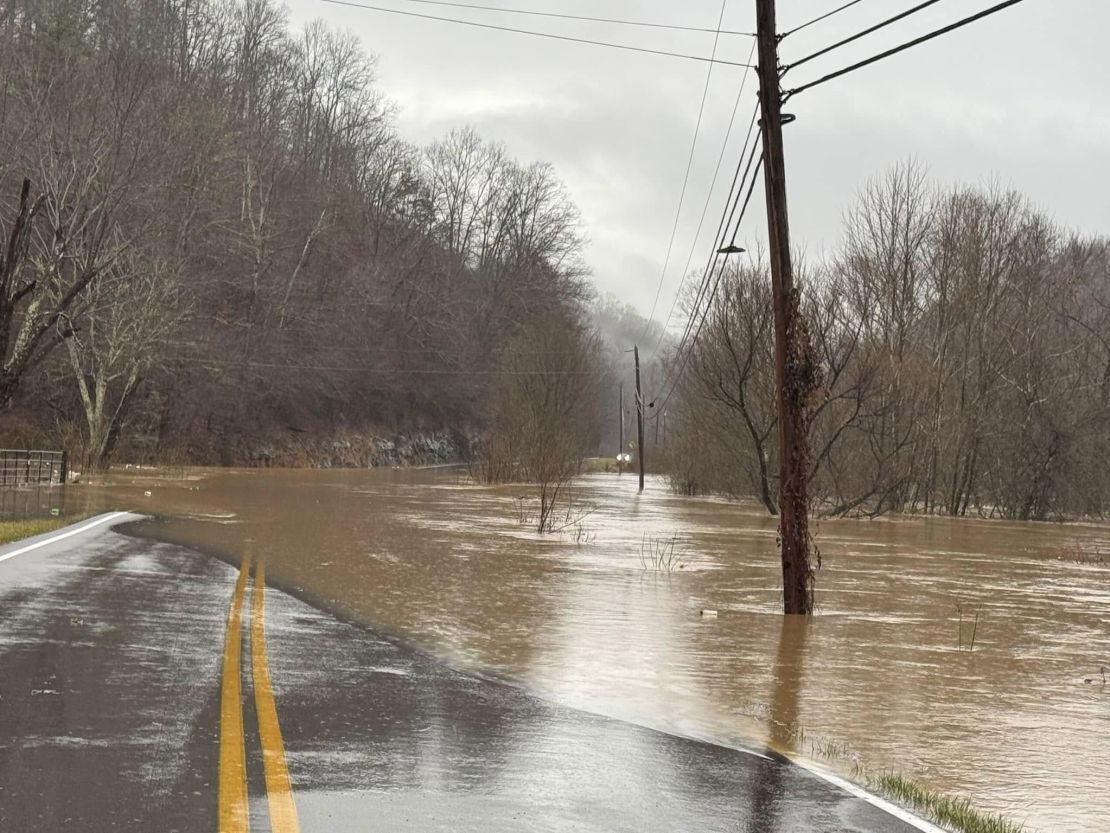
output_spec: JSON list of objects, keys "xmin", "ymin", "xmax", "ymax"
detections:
[{"xmin": 60, "ymin": 466, "xmax": 1110, "ymax": 831}]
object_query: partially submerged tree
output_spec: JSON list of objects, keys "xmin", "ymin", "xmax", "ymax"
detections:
[
  {"xmin": 664, "ymin": 161, "xmax": 1110, "ymax": 521},
  {"xmin": 679, "ymin": 260, "xmax": 779, "ymax": 512},
  {"xmin": 482, "ymin": 311, "xmax": 600, "ymax": 532}
]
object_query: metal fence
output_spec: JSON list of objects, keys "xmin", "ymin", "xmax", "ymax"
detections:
[{"xmin": 0, "ymin": 449, "xmax": 68, "ymax": 488}]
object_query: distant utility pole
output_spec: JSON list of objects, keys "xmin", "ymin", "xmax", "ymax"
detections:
[
  {"xmin": 618, "ymin": 380, "xmax": 625, "ymax": 475},
  {"xmin": 756, "ymin": 0, "xmax": 816, "ymax": 615},
  {"xmin": 634, "ymin": 345, "xmax": 646, "ymax": 493}
]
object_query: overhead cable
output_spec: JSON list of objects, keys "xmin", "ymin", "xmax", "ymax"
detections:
[
  {"xmin": 648, "ymin": 146, "xmax": 765, "ymax": 419},
  {"xmin": 652, "ymin": 100, "xmax": 759, "ymax": 356},
  {"xmin": 384, "ymin": 0, "xmax": 755, "ymax": 36},
  {"xmin": 319, "ymin": 0, "xmax": 756, "ymax": 66},
  {"xmin": 642, "ymin": 0, "xmax": 741, "ymax": 341},
  {"xmin": 780, "ymin": 0, "xmax": 867, "ymax": 39},
  {"xmin": 673, "ymin": 149, "xmax": 764, "ymax": 367},
  {"xmin": 783, "ymin": 0, "xmax": 945, "ymax": 72},
  {"xmin": 666, "ymin": 134, "xmax": 762, "ymax": 368},
  {"xmin": 785, "ymin": 0, "xmax": 1029, "ymax": 98},
  {"xmin": 654, "ymin": 48, "xmax": 760, "ymax": 348}
]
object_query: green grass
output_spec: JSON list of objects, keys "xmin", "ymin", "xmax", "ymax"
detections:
[
  {"xmin": 873, "ymin": 772, "xmax": 1026, "ymax": 833},
  {"xmin": 0, "ymin": 514, "xmax": 93, "ymax": 546}
]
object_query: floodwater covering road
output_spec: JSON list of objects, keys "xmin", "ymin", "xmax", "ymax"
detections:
[
  {"xmin": 18, "ymin": 466, "xmax": 1110, "ymax": 830},
  {"xmin": 0, "ymin": 513, "xmax": 932, "ymax": 832}
]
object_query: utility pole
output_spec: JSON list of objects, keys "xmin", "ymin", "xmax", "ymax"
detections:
[
  {"xmin": 634, "ymin": 345, "xmax": 646, "ymax": 493},
  {"xmin": 618, "ymin": 381, "xmax": 625, "ymax": 475},
  {"xmin": 756, "ymin": 0, "xmax": 817, "ymax": 615}
]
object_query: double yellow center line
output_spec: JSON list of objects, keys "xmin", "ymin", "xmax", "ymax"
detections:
[{"xmin": 218, "ymin": 555, "xmax": 301, "ymax": 833}]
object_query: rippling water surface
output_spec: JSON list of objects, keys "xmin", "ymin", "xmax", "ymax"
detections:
[{"xmin": 66, "ymin": 466, "xmax": 1110, "ymax": 831}]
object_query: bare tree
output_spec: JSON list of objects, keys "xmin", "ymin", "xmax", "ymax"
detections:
[
  {"xmin": 482, "ymin": 311, "xmax": 600, "ymax": 532},
  {"xmin": 62, "ymin": 250, "xmax": 186, "ymax": 469},
  {"xmin": 664, "ymin": 160, "xmax": 1110, "ymax": 522}
]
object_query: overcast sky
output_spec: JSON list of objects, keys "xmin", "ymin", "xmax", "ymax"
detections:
[{"xmin": 288, "ymin": 0, "xmax": 1109, "ymax": 324}]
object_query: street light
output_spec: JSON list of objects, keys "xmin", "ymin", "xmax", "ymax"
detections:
[{"xmin": 716, "ymin": 244, "xmax": 747, "ymax": 255}]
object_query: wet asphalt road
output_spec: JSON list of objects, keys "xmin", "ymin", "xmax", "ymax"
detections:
[{"xmin": 0, "ymin": 516, "xmax": 934, "ymax": 832}]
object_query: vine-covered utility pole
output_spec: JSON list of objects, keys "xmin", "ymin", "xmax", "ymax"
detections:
[{"xmin": 755, "ymin": 0, "xmax": 819, "ymax": 614}]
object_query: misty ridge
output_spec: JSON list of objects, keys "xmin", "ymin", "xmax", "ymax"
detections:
[{"xmin": 1, "ymin": 0, "xmax": 1107, "ymax": 521}]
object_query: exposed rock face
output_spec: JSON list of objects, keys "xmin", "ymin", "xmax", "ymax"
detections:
[
  {"xmin": 238, "ymin": 429, "xmax": 471, "ymax": 469},
  {"xmin": 119, "ymin": 424, "xmax": 474, "ymax": 470}
]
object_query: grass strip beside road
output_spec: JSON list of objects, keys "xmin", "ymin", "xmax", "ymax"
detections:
[
  {"xmin": 251, "ymin": 559, "xmax": 301, "ymax": 833},
  {"xmin": 219, "ymin": 553, "xmax": 253, "ymax": 833},
  {"xmin": 874, "ymin": 773, "xmax": 1027, "ymax": 833},
  {"xmin": 0, "ymin": 514, "xmax": 94, "ymax": 546}
]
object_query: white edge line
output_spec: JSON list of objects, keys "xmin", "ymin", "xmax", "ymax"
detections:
[
  {"xmin": 784, "ymin": 755, "xmax": 948, "ymax": 833},
  {"xmin": 0, "ymin": 511, "xmax": 131, "ymax": 565}
]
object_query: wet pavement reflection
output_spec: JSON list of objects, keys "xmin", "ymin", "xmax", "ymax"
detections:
[{"xmin": 50, "ymin": 466, "xmax": 1110, "ymax": 831}]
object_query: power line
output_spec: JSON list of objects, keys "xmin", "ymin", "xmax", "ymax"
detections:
[
  {"xmin": 723, "ymin": 152, "xmax": 765, "ymax": 249},
  {"xmin": 382, "ymin": 0, "xmax": 755, "ymax": 36},
  {"xmin": 780, "ymin": 0, "xmax": 867, "ymax": 38},
  {"xmin": 648, "ymin": 153, "xmax": 764, "ymax": 421},
  {"xmin": 654, "ymin": 126, "xmax": 764, "ymax": 391},
  {"xmin": 783, "ymin": 0, "xmax": 945, "ymax": 72},
  {"xmin": 653, "ymin": 99, "xmax": 760, "ymax": 356},
  {"xmin": 666, "ymin": 135, "xmax": 759, "ymax": 371},
  {"xmin": 654, "ymin": 44, "xmax": 760, "ymax": 349},
  {"xmin": 673, "ymin": 149, "xmax": 763, "ymax": 368},
  {"xmin": 318, "ymin": 0, "xmax": 757, "ymax": 67},
  {"xmin": 641, "ymin": 0, "xmax": 734, "ymax": 339},
  {"xmin": 647, "ymin": 137, "xmax": 765, "ymax": 419},
  {"xmin": 679, "ymin": 127, "xmax": 764, "ymax": 350},
  {"xmin": 785, "ymin": 0, "xmax": 1030, "ymax": 98}
]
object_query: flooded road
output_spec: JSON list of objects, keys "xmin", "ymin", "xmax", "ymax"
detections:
[{"xmin": 61, "ymin": 467, "xmax": 1110, "ymax": 831}]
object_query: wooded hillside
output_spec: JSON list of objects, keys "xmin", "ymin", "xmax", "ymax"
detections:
[{"xmin": 0, "ymin": 0, "xmax": 590, "ymax": 466}]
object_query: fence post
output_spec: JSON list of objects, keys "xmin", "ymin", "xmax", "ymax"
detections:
[{"xmin": 60, "ymin": 451, "xmax": 69, "ymax": 486}]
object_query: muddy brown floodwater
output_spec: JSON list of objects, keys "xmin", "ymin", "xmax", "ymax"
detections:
[{"xmin": 64, "ymin": 466, "xmax": 1110, "ymax": 832}]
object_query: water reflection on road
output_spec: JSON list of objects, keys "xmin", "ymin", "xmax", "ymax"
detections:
[{"xmin": 67, "ymin": 466, "xmax": 1110, "ymax": 831}]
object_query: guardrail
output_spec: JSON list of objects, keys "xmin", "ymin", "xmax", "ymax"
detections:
[{"xmin": 0, "ymin": 449, "xmax": 68, "ymax": 488}]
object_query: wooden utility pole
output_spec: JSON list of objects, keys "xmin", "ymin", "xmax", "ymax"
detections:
[
  {"xmin": 634, "ymin": 345, "xmax": 646, "ymax": 493},
  {"xmin": 618, "ymin": 381, "xmax": 625, "ymax": 475},
  {"xmin": 756, "ymin": 0, "xmax": 816, "ymax": 615}
]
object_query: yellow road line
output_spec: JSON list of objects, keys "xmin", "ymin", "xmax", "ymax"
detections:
[
  {"xmin": 251, "ymin": 559, "xmax": 301, "ymax": 833},
  {"xmin": 218, "ymin": 553, "xmax": 252, "ymax": 833}
]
